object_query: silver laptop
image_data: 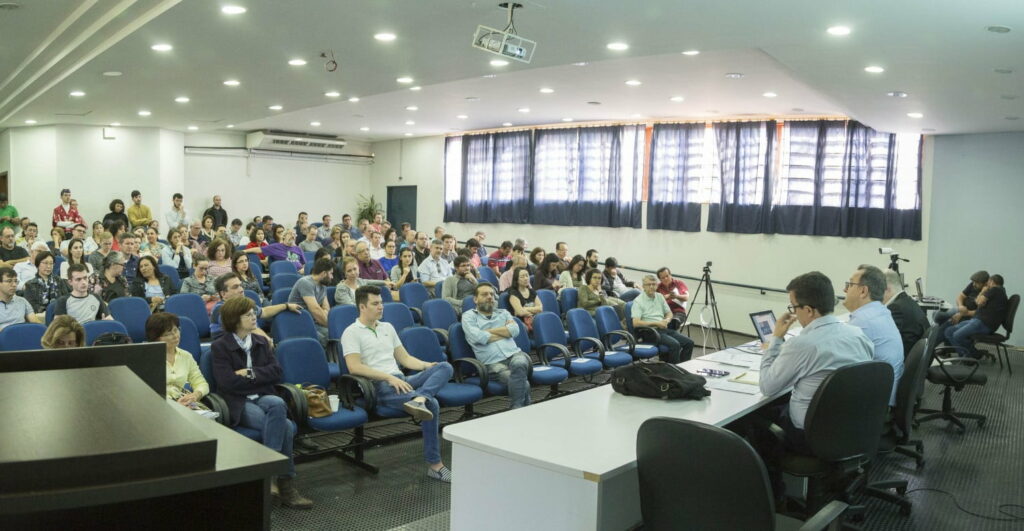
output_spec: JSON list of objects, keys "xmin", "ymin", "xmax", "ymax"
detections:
[{"xmin": 749, "ymin": 311, "xmax": 776, "ymax": 344}]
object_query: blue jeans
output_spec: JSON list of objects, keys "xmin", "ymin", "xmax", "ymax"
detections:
[
  {"xmin": 658, "ymin": 329, "xmax": 695, "ymax": 364},
  {"xmin": 240, "ymin": 394, "xmax": 296, "ymax": 477},
  {"xmin": 373, "ymin": 362, "xmax": 454, "ymax": 464},
  {"xmin": 617, "ymin": 288, "xmax": 641, "ymax": 302},
  {"xmin": 487, "ymin": 352, "xmax": 532, "ymax": 409},
  {"xmin": 944, "ymin": 318, "xmax": 992, "ymax": 355},
  {"xmin": 933, "ymin": 307, "xmax": 959, "ymax": 325}
]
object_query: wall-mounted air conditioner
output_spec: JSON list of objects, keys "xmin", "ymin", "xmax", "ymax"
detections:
[{"xmin": 245, "ymin": 130, "xmax": 347, "ymax": 154}]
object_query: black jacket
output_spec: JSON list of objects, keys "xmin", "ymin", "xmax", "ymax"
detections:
[
  {"xmin": 130, "ymin": 275, "xmax": 177, "ymax": 305},
  {"xmin": 211, "ymin": 333, "xmax": 283, "ymax": 427},
  {"xmin": 888, "ymin": 291, "xmax": 930, "ymax": 356},
  {"xmin": 203, "ymin": 206, "xmax": 229, "ymax": 229},
  {"xmin": 23, "ymin": 275, "xmax": 70, "ymax": 313}
]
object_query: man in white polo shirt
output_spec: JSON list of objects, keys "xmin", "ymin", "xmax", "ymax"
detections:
[{"xmin": 341, "ymin": 285, "xmax": 455, "ymax": 483}]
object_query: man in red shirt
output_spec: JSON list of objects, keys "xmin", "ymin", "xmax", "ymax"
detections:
[
  {"xmin": 656, "ymin": 267, "xmax": 689, "ymax": 327},
  {"xmin": 486, "ymin": 240, "xmax": 513, "ymax": 276}
]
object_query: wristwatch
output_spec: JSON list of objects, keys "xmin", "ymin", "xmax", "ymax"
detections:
[{"xmin": 245, "ymin": 368, "xmax": 254, "ymax": 380}]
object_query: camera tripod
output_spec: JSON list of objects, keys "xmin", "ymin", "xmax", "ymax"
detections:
[{"xmin": 688, "ymin": 262, "xmax": 727, "ymax": 352}]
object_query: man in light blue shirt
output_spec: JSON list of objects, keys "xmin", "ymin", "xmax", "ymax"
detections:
[
  {"xmin": 417, "ymin": 239, "xmax": 452, "ymax": 290},
  {"xmin": 461, "ymin": 283, "xmax": 532, "ymax": 409},
  {"xmin": 843, "ymin": 265, "xmax": 904, "ymax": 406}
]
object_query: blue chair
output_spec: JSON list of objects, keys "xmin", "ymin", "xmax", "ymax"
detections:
[
  {"xmin": 269, "ymin": 261, "xmax": 297, "ymax": 278},
  {"xmin": 248, "ymin": 259, "xmax": 269, "ymax": 295},
  {"xmin": 303, "ymin": 261, "xmax": 315, "ymax": 275},
  {"xmin": 243, "ymin": 289, "xmax": 262, "ymax": 306},
  {"xmin": 447, "ymin": 323, "xmax": 506, "ymax": 396},
  {"xmin": 271, "ymin": 309, "xmax": 318, "ymax": 343},
  {"xmin": 178, "ymin": 316, "xmax": 204, "ymax": 363},
  {"xmin": 271, "ymin": 288, "xmax": 292, "ymax": 306},
  {"xmin": 625, "ymin": 301, "xmax": 670, "ymax": 358},
  {"xmin": 334, "ymin": 339, "xmax": 406, "ymax": 420},
  {"xmin": 511, "ymin": 317, "xmax": 569, "ymax": 389},
  {"xmin": 165, "ymin": 293, "xmax": 211, "ymax": 339},
  {"xmin": 108, "ymin": 297, "xmax": 151, "ymax": 343},
  {"xmin": 477, "ymin": 266, "xmax": 499, "ymax": 286},
  {"xmin": 400, "ymin": 327, "xmax": 484, "ymax": 418},
  {"xmin": 398, "ymin": 283, "xmax": 430, "ymax": 322},
  {"xmin": 310, "ymin": 222, "xmax": 323, "ymax": 229},
  {"xmin": 326, "ymin": 286, "xmax": 337, "ymax": 307},
  {"xmin": 327, "ymin": 304, "xmax": 359, "ymax": 362},
  {"xmin": 45, "ymin": 300, "xmax": 56, "ymax": 325},
  {"xmin": 537, "ymin": 289, "xmax": 560, "ymax": 314},
  {"xmin": 533, "ymin": 312, "xmax": 602, "ymax": 377},
  {"xmin": 0, "ymin": 323, "xmax": 46, "ymax": 351},
  {"xmin": 53, "ymin": 255, "xmax": 65, "ymax": 275},
  {"xmin": 462, "ymin": 295, "xmax": 476, "ymax": 312},
  {"xmin": 303, "ymin": 251, "xmax": 316, "ymax": 263},
  {"xmin": 379, "ymin": 286, "xmax": 393, "ymax": 303},
  {"xmin": 595, "ymin": 305, "xmax": 659, "ymax": 360},
  {"xmin": 271, "ymin": 273, "xmax": 300, "ymax": 293},
  {"xmin": 566, "ymin": 308, "xmax": 633, "ymax": 369},
  {"xmin": 159, "ymin": 265, "xmax": 183, "ymax": 291},
  {"xmin": 83, "ymin": 320, "xmax": 129, "ymax": 346},
  {"xmin": 434, "ymin": 282, "xmax": 444, "ymax": 299},
  {"xmin": 382, "ymin": 302, "xmax": 419, "ymax": 333},
  {"xmin": 559, "ymin": 288, "xmax": 579, "ymax": 316},
  {"xmin": 421, "ymin": 298, "xmax": 458, "ymax": 344},
  {"xmin": 498, "ymin": 292, "xmax": 511, "ymax": 311}
]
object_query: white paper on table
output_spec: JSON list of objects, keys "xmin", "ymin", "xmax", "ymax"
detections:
[
  {"xmin": 703, "ymin": 350, "xmax": 762, "ymax": 368},
  {"xmin": 706, "ymin": 379, "xmax": 762, "ymax": 395}
]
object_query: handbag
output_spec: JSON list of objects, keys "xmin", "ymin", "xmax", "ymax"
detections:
[
  {"xmin": 611, "ymin": 361, "xmax": 710, "ymax": 400},
  {"xmin": 299, "ymin": 383, "xmax": 333, "ymax": 417}
]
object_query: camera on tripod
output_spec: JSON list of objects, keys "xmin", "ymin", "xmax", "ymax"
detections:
[
  {"xmin": 703, "ymin": 261, "xmax": 712, "ymax": 273},
  {"xmin": 879, "ymin": 247, "xmax": 909, "ymax": 288}
]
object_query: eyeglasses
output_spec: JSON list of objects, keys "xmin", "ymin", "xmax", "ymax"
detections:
[
  {"xmin": 0, "ymin": 278, "xmax": 17, "ymax": 285},
  {"xmin": 243, "ymin": 311, "xmax": 257, "ymax": 318},
  {"xmin": 786, "ymin": 304, "xmax": 806, "ymax": 313},
  {"xmin": 844, "ymin": 281, "xmax": 864, "ymax": 291}
]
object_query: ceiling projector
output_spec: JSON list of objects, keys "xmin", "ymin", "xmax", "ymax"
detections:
[{"xmin": 472, "ymin": 2, "xmax": 535, "ymax": 63}]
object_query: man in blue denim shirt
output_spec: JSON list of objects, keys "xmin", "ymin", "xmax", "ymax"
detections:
[
  {"xmin": 341, "ymin": 285, "xmax": 455, "ymax": 483},
  {"xmin": 461, "ymin": 283, "xmax": 532, "ymax": 409},
  {"xmin": 843, "ymin": 264, "xmax": 904, "ymax": 406}
]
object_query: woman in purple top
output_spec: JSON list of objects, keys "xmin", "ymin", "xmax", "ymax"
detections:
[{"xmin": 261, "ymin": 229, "xmax": 306, "ymax": 272}]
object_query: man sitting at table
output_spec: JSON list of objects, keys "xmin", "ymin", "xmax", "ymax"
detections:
[
  {"xmin": 883, "ymin": 270, "xmax": 930, "ymax": 357},
  {"xmin": 461, "ymin": 282, "xmax": 532, "ymax": 409}
]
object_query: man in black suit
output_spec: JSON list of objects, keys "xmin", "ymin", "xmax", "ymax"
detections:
[{"xmin": 883, "ymin": 270, "xmax": 930, "ymax": 356}]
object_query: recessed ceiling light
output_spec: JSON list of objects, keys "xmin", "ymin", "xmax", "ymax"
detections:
[
  {"xmin": 490, "ymin": 59, "xmax": 509, "ymax": 67},
  {"xmin": 465, "ymin": 96, "xmax": 480, "ymax": 102},
  {"xmin": 150, "ymin": 43, "xmax": 173, "ymax": 52},
  {"xmin": 1006, "ymin": 116, "xmax": 1020, "ymax": 121},
  {"xmin": 405, "ymin": 120, "xmax": 415, "ymax": 125},
  {"xmin": 562, "ymin": 117, "xmax": 573, "ymax": 122},
  {"xmin": 539, "ymin": 87, "xmax": 554, "ymax": 94},
  {"xmin": 906, "ymin": 112, "xmax": 923, "ymax": 118},
  {"xmin": 456, "ymin": 114, "xmax": 469, "ymax": 119},
  {"xmin": 110, "ymin": 122, "xmax": 120, "ymax": 126},
  {"xmin": 994, "ymin": 68, "xmax": 1013, "ymax": 74},
  {"xmin": 360, "ymin": 126, "xmax": 370, "ymax": 131},
  {"xmin": 631, "ymin": 114, "xmax": 643, "ymax": 118},
  {"xmin": 826, "ymin": 25, "xmax": 851, "ymax": 36},
  {"xmin": 288, "ymin": 59, "xmax": 307, "ymax": 66},
  {"xmin": 606, "ymin": 42, "xmax": 629, "ymax": 51},
  {"xmin": 404, "ymin": 133, "xmax": 414, "ymax": 136},
  {"xmin": 481, "ymin": 74, "xmax": 498, "ymax": 79},
  {"xmin": 502, "ymin": 122, "xmax": 513, "ymax": 126},
  {"xmin": 410, "ymin": 86, "xmax": 421, "ymax": 91},
  {"xmin": 791, "ymin": 108, "xmax": 805, "ymax": 112},
  {"xmin": 187, "ymin": 126, "xmax": 198, "ymax": 131},
  {"xmin": 374, "ymin": 32, "xmax": 396, "ymax": 41},
  {"xmin": 864, "ymin": 65, "xmax": 885, "ymax": 73},
  {"xmin": 405, "ymin": 105, "xmax": 419, "ymax": 111},
  {"xmin": 625, "ymin": 79, "xmax": 642, "ymax": 86},
  {"xmin": 517, "ymin": 107, "xmax": 530, "ymax": 113},
  {"xmin": 223, "ymin": 79, "xmax": 240, "ymax": 86},
  {"xmin": 24, "ymin": 119, "xmax": 36, "ymax": 124},
  {"xmin": 986, "ymin": 25, "xmax": 1012, "ymax": 33},
  {"xmin": 572, "ymin": 61, "xmax": 589, "ymax": 66},
  {"xmin": 102, "ymin": 71, "xmax": 122, "ymax": 77},
  {"xmin": 324, "ymin": 91, "xmax": 340, "ymax": 97},
  {"xmin": 922, "ymin": 128, "xmax": 936, "ymax": 132},
  {"xmin": 1001, "ymin": 95, "xmax": 1018, "ymax": 100},
  {"xmin": 348, "ymin": 96, "xmax": 360, "ymax": 102},
  {"xmin": 681, "ymin": 50, "xmax": 700, "ymax": 56},
  {"xmin": 887, "ymin": 91, "xmax": 908, "ymax": 98},
  {"xmin": 268, "ymin": 105, "xmax": 283, "ymax": 110},
  {"xmin": 669, "ymin": 96, "xmax": 685, "ymax": 102},
  {"xmin": 174, "ymin": 96, "xmax": 190, "ymax": 103},
  {"xmin": 221, "ymin": 5, "xmax": 246, "ymax": 15},
  {"xmin": 396, "ymin": 76, "xmax": 414, "ymax": 84},
  {"xmin": 138, "ymin": 110, "xmax": 151, "ymax": 116},
  {"xmin": 763, "ymin": 92, "xmax": 777, "ymax": 98},
  {"xmin": 724, "ymin": 72, "xmax": 744, "ymax": 79},
  {"xmin": 587, "ymin": 101, "xmax": 601, "ymax": 105},
  {"xmin": 310, "ymin": 121, "xmax": 321, "ymax": 126},
  {"xmin": 226, "ymin": 124, "xmax": 235, "ymax": 128},
  {"xmin": 69, "ymin": 90, "xmax": 85, "ymax": 97}
]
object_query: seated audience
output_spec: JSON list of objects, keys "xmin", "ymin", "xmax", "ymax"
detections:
[
  {"xmin": 262, "ymin": 230, "xmax": 307, "ymax": 272},
  {"xmin": 317, "ymin": 215, "xmax": 333, "ymax": 240},
  {"xmin": 150, "ymin": 312, "xmax": 208, "ymax": 407},
  {"xmin": 486, "ymin": 241, "xmax": 514, "ymax": 275},
  {"xmin": 335, "ymin": 257, "xmax": 390, "ymax": 306},
  {"xmin": 602, "ymin": 257, "xmax": 639, "ymax": 302},
  {"xmin": 15, "ymin": 241, "xmax": 49, "ymax": 289},
  {"xmin": 60, "ymin": 238, "xmax": 95, "ymax": 286},
  {"xmin": 367, "ymin": 230, "xmax": 385, "ymax": 260},
  {"xmin": 232, "ymin": 252, "xmax": 265, "ymax": 303},
  {"xmin": 59, "ymin": 224, "xmax": 88, "ymax": 254},
  {"xmin": 16, "ymin": 222, "xmax": 39, "ymax": 251},
  {"xmin": 211, "ymin": 296, "xmax": 313, "ymax": 508},
  {"xmin": 934, "ymin": 270, "xmax": 989, "ymax": 326},
  {"xmin": 390, "ymin": 247, "xmax": 420, "ymax": 290},
  {"xmin": 48, "ymin": 226, "xmax": 65, "ymax": 256},
  {"xmin": 632, "ymin": 275, "xmax": 696, "ymax": 363},
  {"xmin": 0, "ymin": 226, "xmax": 29, "ymax": 268},
  {"xmin": 0, "ymin": 267, "xmax": 42, "ymax": 329},
  {"xmin": 54, "ymin": 264, "xmax": 112, "ymax": 324},
  {"xmin": 439, "ymin": 234, "xmax": 458, "ymax": 264},
  {"xmin": 472, "ymin": 230, "xmax": 488, "ymax": 260},
  {"xmin": 161, "ymin": 229, "xmax": 193, "ymax": 280},
  {"xmin": 41, "ymin": 315, "xmax": 86, "ymax": 348},
  {"xmin": 585, "ymin": 249, "xmax": 600, "ymax": 270},
  {"xmin": 354, "ymin": 241, "xmax": 393, "ymax": 287},
  {"xmin": 299, "ymin": 225, "xmax": 323, "ymax": 252},
  {"xmin": 656, "ymin": 267, "xmax": 689, "ymax": 325},
  {"xmin": 227, "ymin": 218, "xmax": 245, "ymax": 247},
  {"xmin": 441, "ymin": 256, "xmax": 478, "ymax": 313},
  {"xmin": 119, "ymin": 233, "xmax": 141, "ymax": 284},
  {"xmin": 559, "ymin": 255, "xmax": 587, "ymax": 290},
  {"xmin": 206, "ymin": 239, "xmax": 234, "ymax": 279},
  {"xmin": 499, "ymin": 253, "xmax": 529, "ymax": 292},
  {"xmin": 462, "ymin": 282, "xmax": 532, "ymax": 409},
  {"xmin": 528, "ymin": 247, "xmax": 545, "ymax": 276},
  {"xmin": 411, "ymin": 232, "xmax": 430, "ymax": 264},
  {"xmin": 87, "ymin": 231, "xmax": 114, "ymax": 272},
  {"xmin": 199, "ymin": 215, "xmax": 217, "ymax": 244},
  {"xmin": 579, "ymin": 268, "xmax": 626, "ymax": 320},
  {"xmin": 131, "ymin": 255, "xmax": 176, "ymax": 312},
  {"xmin": 554, "ymin": 241, "xmax": 569, "ymax": 269},
  {"xmin": 24, "ymin": 251, "xmax": 70, "ymax": 313},
  {"xmin": 288, "ymin": 258, "xmax": 334, "ymax": 345},
  {"xmin": 82, "ymin": 221, "xmax": 102, "ymax": 254},
  {"xmin": 417, "ymin": 239, "xmax": 452, "ymax": 290},
  {"xmin": 464, "ymin": 238, "xmax": 482, "ymax": 268},
  {"xmin": 210, "ymin": 273, "xmax": 300, "ymax": 341},
  {"xmin": 102, "ymin": 199, "xmax": 130, "ymax": 233},
  {"xmin": 140, "ymin": 227, "xmax": 166, "ymax": 259},
  {"xmin": 842, "ymin": 265, "xmax": 904, "ymax": 406},
  {"xmin": 945, "ymin": 274, "xmax": 1009, "ymax": 357},
  {"xmin": 96, "ymin": 252, "xmax": 130, "ymax": 302},
  {"xmin": 378, "ymin": 240, "xmax": 399, "ymax": 274},
  {"xmin": 883, "ymin": 270, "xmax": 930, "ymax": 355},
  {"xmin": 508, "ymin": 267, "xmax": 543, "ymax": 329},
  {"xmin": 181, "ymin": 256, "xmax": 218, "ymax": 312},
  {"xmin": 245, "ymin": 227, "xmax": 268, "ymax": 260},
  {"xmin": 342, "ymin": 285, "xmax": 454, "ymax": 482},
  {"xmin": 532, "ymin": 253, "xmax": 563, "ymax": 292}
]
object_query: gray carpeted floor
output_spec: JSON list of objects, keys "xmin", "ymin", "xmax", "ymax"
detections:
[{"xmin": 271, "ymin": 332, "xmax": 1024, "ymax": 531}]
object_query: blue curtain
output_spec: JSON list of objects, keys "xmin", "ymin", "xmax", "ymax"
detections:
[
  {"xmin": 443, "ymin": 131, "xmax": 532, "ymax": 223},
  {"xmin": 707, "ymin": 121, "xmax": 775, "ymax": 234},
  {"xmin": 647, "ymin": 123, "xmax": 704, "ymax": 232}
]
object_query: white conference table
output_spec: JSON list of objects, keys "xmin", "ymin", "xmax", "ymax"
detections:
[{"xmin": 444, "ymin": 343, "xmax": 786, "ymax": 531}]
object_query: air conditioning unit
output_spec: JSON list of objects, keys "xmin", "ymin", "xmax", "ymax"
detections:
[{"xmin": 245, "ymin": 130, "xmax": 347, "ymax": 154}]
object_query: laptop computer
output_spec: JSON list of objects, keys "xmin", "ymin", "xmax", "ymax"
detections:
[
  {"xmin": 915, "ymin": 277, "xmax": 943, "ymax": 303},
  {"xmin": 749, "ymin": 311, "xmax": 777, "ymax": 344}
]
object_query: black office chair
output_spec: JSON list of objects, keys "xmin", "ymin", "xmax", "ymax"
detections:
[
  {"xmin": 970, "ymin": 294, "xmax": 1019, "ymax": 375},
  {"xmin": 916, "ymin": 326, "xmax": 988, "ymax": 433},
  {"xmin": 877, "ymin": 336, "xmax": 930, "ymax": 469},
  {"xmin": 778, "ymin": 362, "xmax": 898, "ymax": 516},
  {"xmin": 637, "ymin": 417, "xmax": 849, "ymax": 531}
]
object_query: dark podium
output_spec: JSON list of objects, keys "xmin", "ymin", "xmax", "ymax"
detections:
[{"xmin": 0, "ymin": 365, "xmax": 288, "ymax": 530}]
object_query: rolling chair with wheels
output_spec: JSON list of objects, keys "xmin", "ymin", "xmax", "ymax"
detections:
[
  {"xmin": 638, "ymin": 417, "xmax": 849, "ymax": 531},
  {"xmin": 878, "ymin": 336, "xmax": 930, "ymax": 469},
  {"xmin": 916, "ymin": 327, "xmax": 988, "ymax": 433},
  {"xmin": 970, "ymin": 293, "xmax": 1019, "ymax": 374}
]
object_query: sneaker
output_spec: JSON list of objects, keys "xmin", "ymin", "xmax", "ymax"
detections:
[
  {"xmin": 403, "ymin": 400, "xmax": 434, "ymax": 422},
  {"xmin": 427, "ymin": 465, "xmax": 452, "ymax": 483}
]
